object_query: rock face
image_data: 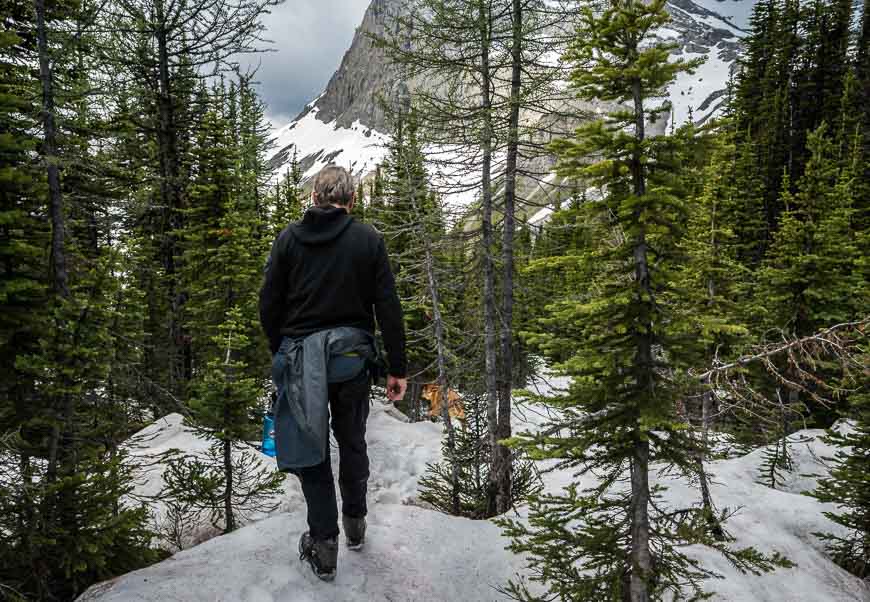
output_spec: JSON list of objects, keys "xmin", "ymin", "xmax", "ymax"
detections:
[
  {"xmin": 271, "ymin": 0, "xmax": 756, "ymax": 190},
  {"xmin": 295, "ymin": 0, "xmax": 402, "ymax": 131}
]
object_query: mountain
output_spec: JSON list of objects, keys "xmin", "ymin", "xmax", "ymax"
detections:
[
  {"xmin": 269, "ymin": 0, "xmax": 755, "ymax": 194},
  {"xmin": 269, "ymin": 0, "xmax": 399, "ymax": 182}
]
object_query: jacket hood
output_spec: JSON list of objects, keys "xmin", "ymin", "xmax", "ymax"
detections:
[{"xmin": 292, "ymin": 206, "xmax": 354, "ymax": 245}]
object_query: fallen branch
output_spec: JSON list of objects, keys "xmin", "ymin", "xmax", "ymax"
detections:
[{"xmin": 695, "ymin": 317, "xmax": 869, "ymax": 381}]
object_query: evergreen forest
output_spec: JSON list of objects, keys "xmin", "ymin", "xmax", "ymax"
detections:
[{"xmin": 0, "ymin": 0, "xmax": 868, "ymax": 600}]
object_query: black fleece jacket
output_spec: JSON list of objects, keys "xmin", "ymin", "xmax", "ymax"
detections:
[{"xmin": 259, "ymin": 206, "xmax": 407, "ymax": 377}]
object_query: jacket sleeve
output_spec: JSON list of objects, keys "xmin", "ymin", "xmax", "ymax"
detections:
[
  {"xmin": 373, "ymin": 235, "xmax": 407, "ymax": 377},
  {"xmin": 259, "ymin": 233, "xmax": 288, "ymax": 354}
]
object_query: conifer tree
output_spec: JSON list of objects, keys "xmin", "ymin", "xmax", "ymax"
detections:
[
  {"xmin": 0, "ymin": 1, "xmax": 161, "ymax": 596},
  {"xmin": 812, "ymin": 348, "xmax": 870, "ymax": 579},
  {"xmin": 375, "ymin": 0, "xmax": 573, "ymax": 513},
  {"xmin": 733, "ymin": 0, "xmax": 862, "ymax": 251},
  {"xmin": 0, "ymin": 0, "xmax": 48, "ymax": 440},
  {"xmin": 273, "ymin": 148, "xmax": 304, "ymax": 235},
  {"xmin": 758, "ymin": 125, "xmax": 862, "ymax": 425},
  {"xmin": 355, "ymin": 178, "xmax": 367, "ymax": 222},
  {"xmin": 850, "ymin": 0, "xmax": 870, "ymax": 276},
  {"xmin": 369, "ymin": 165, "xmax": 385, "ymax": 215},
  {"xmin": 667, "ymin": 123, "xmax": 756, "ymax": 529},
  {"xmin": 166, "ymin": 81, "xmax": 283, "ymax": 535},
  {"xmin": 502, "ymin": 2, "xmax": 788, "ymax": 599},
  {"xmin": 380, "ymin": 108, "xmax": 444, "ymax": 419},
  {"xmin": 237, "ymin": 76, "xmax": 274, "ymax": 228},
  {"xmin": 104, "ymin": 0, "xmax": 276, "ymax": 400}
]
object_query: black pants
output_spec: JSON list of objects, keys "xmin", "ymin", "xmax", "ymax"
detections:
[{"xmin": 290, "ymin": 370, "xmax": 371, "ymax": 540}]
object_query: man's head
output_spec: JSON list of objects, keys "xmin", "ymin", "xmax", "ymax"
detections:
[{"xmin": 312, "ymin": 165, "xmax": 355, "ymax": 209}]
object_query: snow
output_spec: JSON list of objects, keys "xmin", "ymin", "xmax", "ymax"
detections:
[
  {"xmin": 269, "ymin": 108, "xmax": 485, "ymax": 215},
  {"xmin": 661, "ymin": 0, "xmax": 756, "ymax": 127},
  {"xmin": 657, "ymin": 26, "xmax": 682, "ymax": 39},
  {"xmin": 660, "ymin": 430, "xmax": 867, "ymax": 601},
  {"xmin": 125, "ymin": 401, "xmax": 444, "ymax": 549},
  {"xmin": 84, "ymin": 382, "xmax": 870, "ymax": 602},
  {"xmin": 528, "ymin": 206, "xmax": 554, "ymax": 227},
  {"xmin": 668, "ymin": 44, "xmax": 734, "ymax": 126},
  {"xmin": 270, "ymin": 107, "xmax": 389, "ymax": 181},
  {"xmin": 79, "ymin": 506, "xmax": 531, "ymax": 602}
]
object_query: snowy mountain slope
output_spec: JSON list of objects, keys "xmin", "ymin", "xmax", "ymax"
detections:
[
  {"xmin": 84, "ymin": 399, "xmax": 868, "ymax": 601},
  {"xmin": 269, "ymin": 0, "xmax": 757, "ymax": 189},
  {"xmin": 271, "ymin": 105, "xmax": 389, "ymax": 182}
]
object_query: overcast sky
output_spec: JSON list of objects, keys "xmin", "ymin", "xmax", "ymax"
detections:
[{"xmin": 249, "ymin": 0, "xmax": 371, "ymax": 129}]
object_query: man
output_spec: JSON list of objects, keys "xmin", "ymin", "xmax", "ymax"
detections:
[{"xmin": 259, "ymin": 165, "xmax": 407, "ymax": 582}]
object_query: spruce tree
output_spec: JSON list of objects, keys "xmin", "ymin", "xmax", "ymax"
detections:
[
  {"xmin": 850, "ymin": 0, "xmax": 870, "ymax": 285},
  {"xmin": 355, "ymin": 178, "xmax": 367, "ymax": 222},
  {"xmin": 673, "ymin": 127, "xmax": 753, "ymax": 365},
  {"xmin": 0, "ymin": 0, "xmax": 48, "ymax": 440},
  {"xmin": 166, "ymin": 81, "xmax": 283, "ymax": 536},
  {"xmin": 420, "ymin": 388, "xmax": 541, "ymax": 518},
  {"xmin": 502, "ymin": 2, "xmax": 788, "ymax": 599},
  {"xmin": 733, "ymin": 0, "xmax": 863, "ymax": 250},
  {"xmin": 273, "ymin": 148, "xmax": 304, "ymax": 235},
  {"xmin": 379, "ymin": 108, "xmax": 441, "ymax": 420},
  {"xmin": 0, "ymin": 1, "xmax": 161, "ymax": 596},
  {"xmin": 104, "ymin": 0, "xmax": 275, "ymax": 401},
  {"xmin": 758, "ymin": 124, "xmax": 862, "ymax": 428},
  {"xmin": 812, "ymin": 351, "xmax": 870, "ymax": 579}
]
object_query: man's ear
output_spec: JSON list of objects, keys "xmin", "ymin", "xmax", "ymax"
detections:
[{"xmin": 310, "ymin": 191, "xmax": 317, "ymax": 206}]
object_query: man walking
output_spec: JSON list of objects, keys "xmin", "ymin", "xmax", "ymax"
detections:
[{"xmin": 259, "ymin": 165, "xmax": 407, "ymax": 581}]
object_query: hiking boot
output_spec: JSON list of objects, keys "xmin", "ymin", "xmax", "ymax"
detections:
[
  {"xmin": 298, "ymin": 532, "xmax": 338, "ymax": 581},
  {"xmin": 342, "ymin": 515, "xmax": 366, "ymax": 551}
]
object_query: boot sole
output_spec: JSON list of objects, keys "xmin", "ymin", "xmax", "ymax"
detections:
[
  {"xmin": 299, "ymin": 535, "xmax": 337, "ymax": 582},
  {"xmin": 313, "ymin": 568, "xmax": 336, "ymax": 582},
  {"xmin": 301, "ymin": 556, "xmax": 336, "ymax": 582},
  {"xmin": 347, "ymin": 541, "xmax": 365, "ymax": 551}
]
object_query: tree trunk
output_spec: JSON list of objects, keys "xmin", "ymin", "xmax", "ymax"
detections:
[
  {"xmin": 477, "ymin": 0, "xmax": 500, "ymax": 520},
  {"xmin": 407, "ymin": 380, "xmax": 421, "ymax": 422},
  {"xmin": 490, "ymin": 0, "xmax": 523, "ymax": 517},
  {"xmin": 697, "ymin": 388, "xmax": 725, "ymax": 540},
  {"xmin": 34, "ymin": 0, "xmax": 72, "ymax": 490},
  {"xmin": 630, "ymin": 442, "xmax": 653, "ymax": 602},
  {"xmin": 397, "ymin": 109, "xmax": 462, "ymax": 514},
  {"xmin": 629, "ymin": 73, "xmax": 653, "ymax": 602},
  {"xmin": 35, "ymin": 0, "xmax": 67, "ymax": 299},
  {"xmin": 222, "ymin": 336, "xmax": 236, "ymax": 533},
  {"xmin": 155, "ymin": 13, "xmax": 188, "ymax": 399},
  {"xmin": 223, "ymin": 436, "xmax": 235, "ymax": 532},
  {"xmin": 425, "ymin": 243, "xmax": 460, "ymax": 515}
]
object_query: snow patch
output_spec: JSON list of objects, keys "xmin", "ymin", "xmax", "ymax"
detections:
[
  {"xmin": 85, "ymin": 398, "xmax": 869, "ymax": 602},
  {"xmin": 271, "ymin": 108, "xmax": 389, "ymax": 181},
  {"xmin": 668, "ymin": 45, "xmax": 734, "ymax": 126},
  {"xmin": 78, "ymin": 506, "xmax": 534, "ymax": 602},
  {"xmin": 125, "ymin": 401, "xmax": 443, "ymax": 549}
]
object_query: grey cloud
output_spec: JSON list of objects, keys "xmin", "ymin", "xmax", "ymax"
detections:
[{"xmin": 244, "ymin": 0, "xmax": 371, "ymax": 127}]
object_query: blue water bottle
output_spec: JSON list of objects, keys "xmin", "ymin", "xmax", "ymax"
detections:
[{"xmin": 262, "ymin": 413, "xmax": 277, "ymax": 458}]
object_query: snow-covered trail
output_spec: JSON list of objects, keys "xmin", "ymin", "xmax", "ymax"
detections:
[
  {"xmin": 78, "ymin": 506, "xmax": 527, "ymax": 602},
  {"xmin": 81, "ymin": 396, "xmax": 869, "ymax": 601}
]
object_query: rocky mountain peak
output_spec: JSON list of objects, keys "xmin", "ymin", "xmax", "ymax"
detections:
[
  {"xmin": 294, "ymin": 0, "xmax": 401, "ymax": 131},
  {"xmin": 271, "ymin": 0, "xmax": 757, "ymax": 186}
]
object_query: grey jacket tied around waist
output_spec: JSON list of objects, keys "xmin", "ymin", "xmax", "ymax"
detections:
[{"xmin": 271, "ymin": 326, "xmax": 376, "ymax": 470}]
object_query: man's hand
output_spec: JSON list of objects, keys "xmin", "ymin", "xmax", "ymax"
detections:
[{"xmin": 386, "ymin": 375, "xmax": 407, "ymax": 401}]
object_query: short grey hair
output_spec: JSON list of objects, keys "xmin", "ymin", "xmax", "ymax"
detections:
[{"xmin": 312, "ymin": 165, "xmax": 354, "ymax": 206}]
